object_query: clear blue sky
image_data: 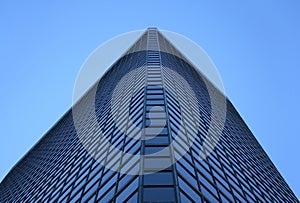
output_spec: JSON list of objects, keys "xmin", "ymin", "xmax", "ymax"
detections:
[{"xmin": 1, "ymin": 1, "xmax": 299, "ymax": 199}]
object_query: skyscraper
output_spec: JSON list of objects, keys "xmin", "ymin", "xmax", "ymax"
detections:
[{"xmin": 0, "ymin": 28, "xmax": 298, "ymax": 202}]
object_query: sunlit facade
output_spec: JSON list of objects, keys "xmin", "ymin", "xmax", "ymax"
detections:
[{"xmin": 0, "ymin": 28, "xmax": 298, "ymax": 202}]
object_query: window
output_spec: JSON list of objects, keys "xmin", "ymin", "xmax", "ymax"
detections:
[
  {"xmin": 144, "ymin": 146, "xmax": 170, "ymax": 156},
  {"xmin": 178, "ymin": 176, "xmax": 201, "ymax": 202},
  {"xmin": 146, "ymin": 100, "xmax": 164, "ymax": 105},
  {"xmin": 146, "ymin": 119, "xmax": 166, "ymax": 127},
  {"xmin": 143, "ymin": 188, "xmax": 175, "ymax": 202},
  {"xmin": 147, "ymin": 90, "xmax": 163, "ymax": 94},
  {"xmin": 145, "ymin": 127, "xmax": 168, "ymax": 135},
  {"xmin": 144, "ymin": 172, "xmax": 173, "ymax": 185},
  {"xmin": 146, "ymin": 112, "xmax": 166, "ymax": 119},
  {"xmin": 144, "ymin": 158, "xmax": 171, "ymax": 170},
  {"xmin": 145, "ymin": 136, "xmax": 169, "ymax": 146},
  {"xmin": 147, "ymin": 94, "xmax": 164, "ymax": 99},
  {"xmin": 116, "ymin": 178, "xmax": 138, "ymax": 203}
]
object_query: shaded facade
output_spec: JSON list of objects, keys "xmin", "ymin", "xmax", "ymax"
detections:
[{"xmin": 0, "ymin": 28, "xmax": 298, "ymax": 202}]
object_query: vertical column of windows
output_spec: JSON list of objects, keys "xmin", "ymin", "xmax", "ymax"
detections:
[{"xmin": 141, "ymin": 28, "xmax": 177, "ymax": 203}]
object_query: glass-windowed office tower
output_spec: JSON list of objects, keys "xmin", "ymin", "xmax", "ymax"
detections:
[{"xmin": 0, "ymin": 28, "xmax": 298, "ymax": 202}]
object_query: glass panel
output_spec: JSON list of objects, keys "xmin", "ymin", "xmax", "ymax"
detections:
[
  {"xmin": 146, "ymin": 119, "xmax": 166, "ymax": 127},
  {"xmin": 147, "ymin": 77, "xmax": 162, "ymax": 81},
  {"xmin": 116, "ymin": 178, "xmax": 138, "ymax": 202},
  {"xmin": 143, "ymin": 187, "xmax": 175, "ymax": 202},
  {"xmin": 180, "ymin": 191, "xmax": 194, "ymax": 203},
  {"xmin": 145, "ymin": 136, "xmax": 169, "ymax": 145},
  {"xmin": 147, "ymin": 90, "xmax": 163, "ymax": 94},
  {"xmin": 146, "ymin": 105, "xmax": 165, "ymax": 111},
  {"xmin": 146, "ymin": 112, "xmax": 166, "ymax": 119},
  {"xmin": 144, "ymin": 172, "xmax": 173, "ymax": 185},
  {"xmin": 145, "ymin": 127, "xmax": 167, "ymax": 135},
  {"xmin": 147, "ymin": 94, "xmax": 164, "ymax": 99},
  {"xmin": 144, "ymin": 146, "xmax": 170, "ymax": 156},
  {"xmin": 126, "ymin": 192, "xmax": 138, "ymax": 203},
  {"xmin": 178, "ymin": 177, "xmax": 201, "ymax": 202},
  {"xmin": 147, "ymin": 81, "xmax": 162, "ymax": 85},
  {"xmin": 144, "ymin": 158, "xmax": 171, "ymax": 170},
  {"xmin": 146, "ymin": 100, "xmax": 164, "ymax": 105}
]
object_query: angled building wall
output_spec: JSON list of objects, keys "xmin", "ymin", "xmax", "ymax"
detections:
[{"xmin": 0, "ymin": 28, "xmax": 298, "ymax": 203}]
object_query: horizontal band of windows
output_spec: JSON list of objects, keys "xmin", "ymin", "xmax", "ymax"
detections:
[
  {"xmin": 147, "ymin": 89, "xmax": 163, "ymax": 94},
  {"xmin": 146, "ymin": 105, "xmax": 165, "ymax": 112},
  {"xmin": 146, "ymin": 100, "xmax": 165, "ymax": 105},
  {"xmin": 147, "ymin": 71, "xmax": 161, "ymax": 74},
  {"xmin": 147, "ymin": 81, "xmax": 162, "ymax": 85},
  {"xmin": 144, "ymin": 146, "xmax": 171, "ymax": 156},
  {"xmin": 146, "ymin": 108, "xmax": 165, "ymax": 115},
  {"xmin": 143, "ymin": 187, "xmax": 176, "ymax": 202},
  {"xmin": 144, "ymin": 172, "xmax": 174, "ymax": 186},
  {"xmin": 146, "ymin": 112, "xmax": 166, "ymax": 119},
  {"xmin": 147, "ymin": 74, "xmax": 161, "ymax": 78},
  {"xmin": 144, "ymin": 135, "xmax": 170, "ymax": 145},
  {"xmin": 146, "ymin": 94, "xmax": 164, "ymax": 99},
  {"xmin": 147, "ymin": 85, "xmax": 163, "ymax": 90},
  {"xmin": 147, "ymin": 77, "xmax": 162, "ymax": 81},
  {"xmin": 145, "ymin": 127, "xmax": 168, "ymax": 135},
  {"xmin": 146, "ymin": 119, "xmax": 167, "ymax": 127}
]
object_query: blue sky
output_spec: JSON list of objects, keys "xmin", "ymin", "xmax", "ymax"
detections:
[{"xmin": 0, "ymin": 1, "xmax": 299, "ymax": 198}]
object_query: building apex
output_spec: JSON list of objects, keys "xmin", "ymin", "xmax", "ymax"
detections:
[{"xmin": 147, "ymin": 27, "xmax": 158, "ymax": 30}]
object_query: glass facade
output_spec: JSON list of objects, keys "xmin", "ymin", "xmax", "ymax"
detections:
[{"xmin": 0, "ymin": 28, "xmax": 298, "ymax": 203}]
